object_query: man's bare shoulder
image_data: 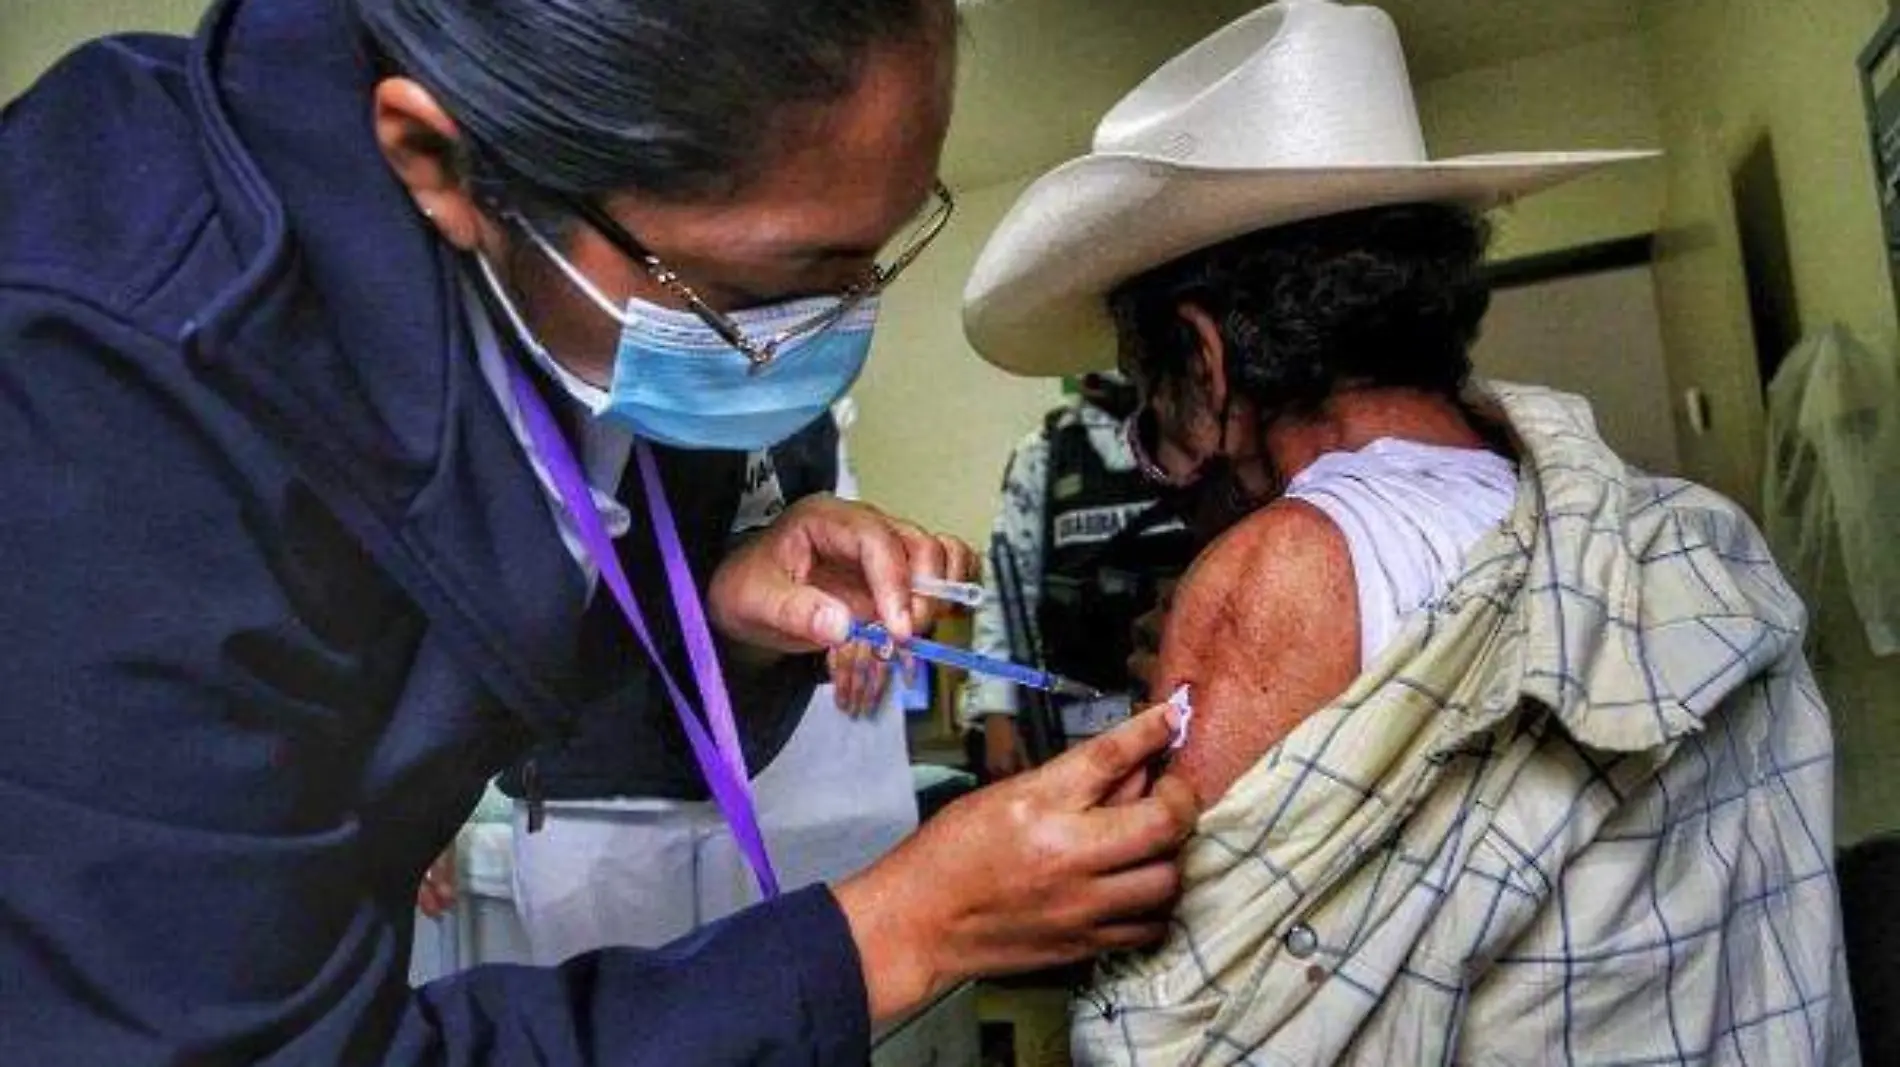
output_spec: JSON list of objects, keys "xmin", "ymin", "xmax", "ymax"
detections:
[
  {"xmin": 1181, "ymin": 500, "xmax": 1355, "ymax": 626},
  {"xmin": 1160, "ymin": 499, "xmax": 1361, "ymax": 808}
]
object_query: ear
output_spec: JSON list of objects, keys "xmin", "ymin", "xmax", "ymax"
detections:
[
  {"xmin": 1176, "ymin": 301, "xmax": 1230, "ymax": 425},
  {"xmin": 371, "ymin": 78, "xmax": 497, "ymax": 252}
]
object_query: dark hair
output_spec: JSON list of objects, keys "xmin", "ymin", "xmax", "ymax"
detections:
[
  {"xmin": 1109, "ymin": 203, "xmax": 1492, "ymax": 432},
  {"xmin": 352, "ymin": 0, "xmax": 952, "ymax": 205}
]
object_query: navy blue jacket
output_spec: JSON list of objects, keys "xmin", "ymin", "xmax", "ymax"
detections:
[
  {"xmin": 0, "ymin": 0, "xmax": 869, "ymax": 1062},
  {"xmin": 501, "ymin": 415, "xmax": 839, "ymax": 804}
]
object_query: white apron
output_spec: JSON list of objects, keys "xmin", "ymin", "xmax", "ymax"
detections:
[{"xmin": 508, "ymin": 683, "xmax": 917, "ymax": 962}]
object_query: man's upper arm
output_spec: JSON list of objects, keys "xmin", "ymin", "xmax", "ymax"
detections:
[{"xmin": 1157, "ymin": 501, "xmax": 1361, "ymax": 808}]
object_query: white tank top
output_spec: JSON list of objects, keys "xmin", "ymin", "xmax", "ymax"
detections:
[{"xmin": 1283, "ymin": 438, "xmax": 1518, "ymax": 668}]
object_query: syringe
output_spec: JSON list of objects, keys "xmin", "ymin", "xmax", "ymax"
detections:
[
  {"xmin": 909, "ymin": 575, "xmax": 986, "ymax": 608},
  {"xmin": 846, "ymin": 621, "xmax": 1103, "ymax": 700}
]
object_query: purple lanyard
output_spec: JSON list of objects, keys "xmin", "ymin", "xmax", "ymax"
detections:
[{"xmin": 506, "ymin": 361, "xmax": 781, "ymax": 899}]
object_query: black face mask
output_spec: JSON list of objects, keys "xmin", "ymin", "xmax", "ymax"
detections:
[
  {"xmin": 1128, "ymin": 389, "xmax": 1273, "ymax": 546},
  {"xmin": 1156, "ymin": 451, "xmax": 1267, "ymax": 548}
]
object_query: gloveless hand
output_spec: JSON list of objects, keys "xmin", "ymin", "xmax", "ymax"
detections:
[
  {"xmin": 708, "ymin": 494, "xmax": 975, "ymax": 653},
  {"xmin": 834, "ymin": 702, "xmax": 1198, "ymax": 1024},
  {"xmin": 827, "ymin": 639, "xmax": 893, "ymax": 716}
]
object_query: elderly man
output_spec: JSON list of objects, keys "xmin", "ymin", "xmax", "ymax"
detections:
[{"xmin": 963, "ymin": 1, "xmax": 1858, "ymax": 1064}]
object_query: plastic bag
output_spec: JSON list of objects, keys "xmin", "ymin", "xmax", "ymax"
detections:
[{"xmin": 1763, "ymin": 324, "xmax": 1900, "ymax": 657}]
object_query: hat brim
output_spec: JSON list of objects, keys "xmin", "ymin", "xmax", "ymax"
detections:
[{"xmin": 962, "ymin": 149, "xmax": 1658, "ymax": 377}]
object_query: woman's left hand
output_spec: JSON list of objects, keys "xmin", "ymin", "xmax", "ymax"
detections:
[
  {"xmin": 827, "ymin": 640, "xmax": 893, "ymax": 716},
  {"xmin": 708, "ymin": 494, "xmax": 976, "ymax": 653}
]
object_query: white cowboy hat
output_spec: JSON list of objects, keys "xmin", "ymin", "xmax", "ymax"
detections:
[{"xmin": 961, "ymin": 0, "xmax": 1657, "ymax": 377}]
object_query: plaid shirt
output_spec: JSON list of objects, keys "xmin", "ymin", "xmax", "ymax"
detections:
[{"xmin": 1075, "ymin": 384, "xmax": 1859, "ymax": 1066}]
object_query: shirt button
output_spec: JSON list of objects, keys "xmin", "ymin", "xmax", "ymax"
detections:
[{"xmin": 1284, "ymin": 923, "xmax": 1319, "ymax": 959}]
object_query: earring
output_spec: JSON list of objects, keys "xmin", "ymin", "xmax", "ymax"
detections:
[{"xmin": 419, "ymin": 204, "xmax": 436, "ymax": 220}]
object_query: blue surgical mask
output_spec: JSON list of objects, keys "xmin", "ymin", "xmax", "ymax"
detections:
[{"xmin": 475, "ymin": 221, "xmax": 880, "ymax": 452}]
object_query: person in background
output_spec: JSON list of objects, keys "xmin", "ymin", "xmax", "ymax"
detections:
[
  {"xmin": 959, "ymin": 372, "xmax": 1199, "ymax": 779},
  {"xmin": 0, "ymin": 0, "xmax": 1200, "ymax": 1061},
  {"xmin": 964, "ymin": 1, "xmax": 1855, "ymax": 1063}
]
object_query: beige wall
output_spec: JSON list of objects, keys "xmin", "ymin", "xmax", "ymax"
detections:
[
  {"xmin": 1639, "ymin": 0, "xmax": 1900, "ymax": 844},
  {"xmin": 1415, "ymin": 0, "xmax": 1900, "ymax": 845},
  {"xmin": 1, "ymin": 1, "xmax": 207, "ymax": 102},
  {"xmin": 849, "ymin": 178, "xmax": 1063, "ymax": 543},
  {"xmin": 1473, "ymin": 265, "xmax": 1681, "ymax": 473},
  {"xmin": 1416, "ymin": 32, "xmax": 1666, "ymax": 262},
  {"xmin": 1640, "ymin": 0, "xmax": 1894, "ymax": 511}
]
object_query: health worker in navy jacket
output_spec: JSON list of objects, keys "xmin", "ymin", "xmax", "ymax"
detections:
[{"xmin": 0, "ymin": 0, "xmax": 1200, "ymax": 1063}]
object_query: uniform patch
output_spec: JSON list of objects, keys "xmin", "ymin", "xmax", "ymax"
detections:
[{"xmin": 1051, "ymin": 502, "xmax": 1156, "ymax": 549}]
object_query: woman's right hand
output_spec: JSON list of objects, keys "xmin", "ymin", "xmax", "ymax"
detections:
[{"xmin": 833, "ymin": 702, "xmax": 1198, "ymax": 1024}]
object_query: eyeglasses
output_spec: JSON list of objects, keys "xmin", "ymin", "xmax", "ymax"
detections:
[{"xmin": 556, "ymin": 181, "xmax": 956, "ymax": 366}]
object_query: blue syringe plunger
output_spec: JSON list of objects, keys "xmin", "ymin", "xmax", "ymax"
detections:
[{"xmin": 846, "ymin": 621, "xmax": 1103, "ymax": 701}]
